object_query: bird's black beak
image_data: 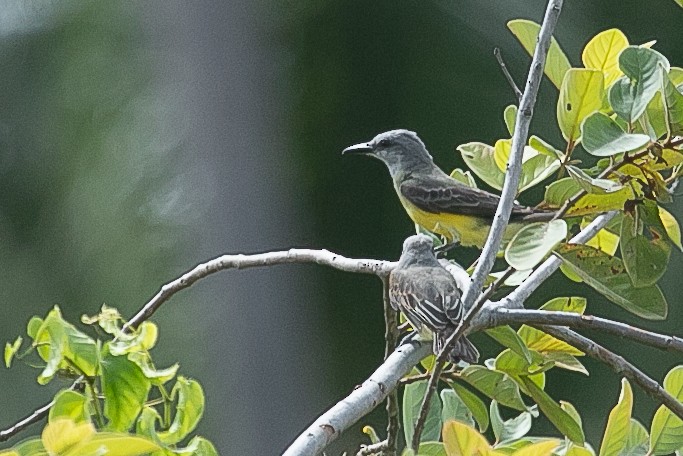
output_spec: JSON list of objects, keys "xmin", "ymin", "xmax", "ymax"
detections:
[{"xmin": 342, "ymin": 142, "xmax": 373, "ymax": 155}]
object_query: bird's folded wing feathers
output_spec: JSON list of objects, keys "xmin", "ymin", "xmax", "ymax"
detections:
[
  {"xmin": 400, "ymin": 178, "xmax": 537, "ymax": 218},
  {"xmin": 389, "ymin": 273, "xmax": 451, "ymax": 331}
]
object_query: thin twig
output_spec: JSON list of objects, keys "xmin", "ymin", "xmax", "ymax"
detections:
[
  {"xmin": 494, "ymin": 47, "xmax": 523, "ymax": 102},
  {"xmin": 483, "ymin": 308, "xmax": 683, "ymax": 353},
  {"xmin": 541, "ymin": 326, "xmax": 683, "ymax": 420},
  {"xmin": 411, "ymin": 0, "xmax": 565, "ymax": 451},
  {"xmin": 282, "ymin": 341, "xmax": 431, "ymax": 456},
  {"xmin": 382, "ymin": 278, "xmax": 400, "ymax": 456}
]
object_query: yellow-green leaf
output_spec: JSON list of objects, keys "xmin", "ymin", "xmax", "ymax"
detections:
[
  {"xmin": 650, "ymin": 366, "xmax": 683, "ymax": 454},
  {"xmin": 583, "ymin": 219, "xmax": 620, "ymax": 256},
  {"xmin": 557, "ymin": 69, "xmax": 605, "ymax": 143},
  {"xmin": 41, "ymin": 419, "xmax": 95, "ymax": 455},
  {"xmin": 659, "ymin": 207, "xmax": 682, "ymax": 251},
  {"xmin": 507, "ymin": 19, "xmax": 571, "ymax": 89},
  {"xmin": 442, "ymin": 420, "xmax": 498, "ymax": 456},
  {"xmin": 512, "ymin": 440, "xmax": 560, "ymax": 456},
  {"xmin": 599, "ymin": 379, "xmax": 633, "ymax": 456},
  {"xmin": 582, "ymin": 29, "xmax": 629, "ymax": 86},
  {"xmin": 506, "ymin": 220, "xmax": 567, "ymax": 270}
]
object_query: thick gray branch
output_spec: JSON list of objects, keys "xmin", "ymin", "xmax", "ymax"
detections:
[
  {"xmin": 540, "ymin": 326, "xmax": 683, "ymax": 420},
  {"xmin": 282, "ymin": 342, "xmax": 431, "ymax": 456},
  {"xmin": 473, "ymin": 308, "xmax": 683, "ymax": 354},
  {"xmin": 461, "ymin": 0, "xmax": 564, "ymax": 311}
]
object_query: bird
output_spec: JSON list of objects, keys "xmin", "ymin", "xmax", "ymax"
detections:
[
  {"xmin": 342, "ymin": 129, "xmax": 555, "ymax": 248},
  {"xmin": 389, "ymin": 234, "xmax": 479, "ymax": 363}
]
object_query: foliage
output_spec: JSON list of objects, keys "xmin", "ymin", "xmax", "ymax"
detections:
[
  {"xmin": 362, "ymin": 21, "xmax": 683, "ymax": 456},
  {"xmin": 3, "ymin": 306, "xmax": 216, "ymax": 456}
]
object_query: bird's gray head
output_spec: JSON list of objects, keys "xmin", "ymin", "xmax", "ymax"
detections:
[
  {"xmin": 398, "ymin": 234, "xmax": 439, "ymax": 267},
  {"xmin": 342, "ymin": 130, "xmax": 435, "ymax": 178}
]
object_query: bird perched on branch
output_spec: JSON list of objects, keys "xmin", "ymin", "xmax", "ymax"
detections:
[
  {"xmin": 389, "ymin": 234, "xmax": 479, "ymax": 363},
  {"xmin": 343, "ymin": 129, "xmax": 554, "ymax": 248}
]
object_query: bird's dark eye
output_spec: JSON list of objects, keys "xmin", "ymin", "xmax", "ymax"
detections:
[{"xmin": 378, "ymin": 138, "xmax": 391, "ymax": 148}]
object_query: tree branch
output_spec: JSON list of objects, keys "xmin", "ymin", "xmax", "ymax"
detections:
[
  {"xmin": 125, "ymin": 249, "xmax": 393, "ymax": 330},
  {"xmin": 462, "ymin": 0, "xmax": 564, "ymax": 312},
  {"xmin": 540, "ymin": 326, "xmax": 683, "ymax": 420},
  {"xmin": 282, "ymin": 341, "xmax": 431, "ymax": 456},
  {"xmin": 411, "ymin": 0, "xmax": 565, "ymax": 450},
  {"xmin": 488, "ymin": 308, "xmax": 683, "ymax": 353}
]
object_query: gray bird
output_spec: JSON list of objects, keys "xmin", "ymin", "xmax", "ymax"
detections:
[
  {"xmin": 343, "ymin": 129, "xmax": 554, "ymax": 248},
  {"xmin": 390, "ymin": 234, "xmax": 479, "ymax": 363}
]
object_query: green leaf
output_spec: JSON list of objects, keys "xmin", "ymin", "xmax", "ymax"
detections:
[
  {"xmin": 413, "ymin": 442, "xmax": 446, "ymax": 456},
  {"xmin": 561, "ymin": 402, "xmax": 583, "ymax": 429},
  {"xmin": 582, "ymin": 28, "xmax": 629, "ymax": 87},
  {"xmin": 583, "ymin": 218, "xmax": 620, "ymax": 256},
  {"xmin": 544, "ymin": 177, "xmax": 634, "ymax": 216},
  {"xmin": 659, "ymin": 207, "xmax": 682, "ymax": 251},
  {"xmin": 519, "ymin": 376, "xmax": 584, "ymax": 445},
  {"xmin": 75, "ymin": 433, "xmax": 161, "ymax": 456},
  {"xmin": 158, "ymin": 377, "xmax": 206, "ymax": 445},
  {"xmin": 555, "ymin": 244, "xmax": 668, "ymax": 320},
  {"xmin": 458, "ymin": 142, "xmax": 505, "ymax": 190},
  {"xmin": 26, "ymin": 317, "xmax": 43, "ymax": 340},
  {"xmin": 440, "ymin": 389, "xmax": 475, "ymax": 428},
  {"xmin": 566, "ymin": 166, "xmax": 624, "ymax": 194},
  {"xmin": 518, "ymin": 153, "xmax": 562, "ymax": 193},
  {"xmin": 623, "ymin": 419, "xmax": 649, "ymax": 456},
  {"xmin": 609, "ymin": 46, "xmax": 670, "ymax": 123},
  {"xmin": 490, "ymin": 401, "xmax": 532, "ymax": 444},
  {"xmin": 34, "ymin": 308, "xmax": 68, "ymax": 385},
  {"xmin": 599, "ymin": 379, "xmax": 633, "ymax": 456},
  {"xmin": 518, "ymin": 297, "xmax": 586, "ymax": 357},
  {"xmin": 450, "ymin": 382, "xmax": 490, "ymax": 432},
  {"xmin": 459, "ymin": 366, "xmax": 527, "ymax": 411},
  {"xmin": 403, "ymin": 380, "xmax": 442, "ymax": 445},
  {"xmin": 504, "ymin": 105, "xmax": 517, "ymax": 136},
  {"xmin": 545, "ymin": 353, "xmax": 588, "ymax": 375},
  {"xmin": 505, "ymin": 220, "xmax": 567, "ymax": 270},
  {"xmin": 49, "ymin": 390, "xmax": 90, "ymax": 424},
  {"xmin": 109, "ymin": 322, "xmax": 159, "ymax": 356},
  {"xmin": 81, "ymin": 305, "xmax": 123, "ymax": 336},
  {"xmin": 650, "ymin": 366, "xmax": 683, "ymax": 455},
  {"xmin": 661, "ymin": 66, "xmax": 683, "ymax": 136},
  {"xmin": 557, "ymin": 68, "xmax": 605, "ymax": 143},
  {"xmin": 450, "ymin": 169, "xmax": 478, "ymax": 188},
  {"xmin": 171, "ymin": 435, "xmax": 219, "ymax": 456},
  {"xmin": 11, "ymin": 438, "xmax": 45, "ymax": 456},
  {"xmin": 507, "ymin": 19, "xmax": 571, "ymax": 89},
  {"xmin": 5, "ymin": 336, "xmax": 22, "ymax": 368},
  {"xmin": 529, "ymin": 135, "xmax": 564, "ymax": 159},
  {"xmin": 581, "ymin": 111, "xmax": 650, "ymax": 156},
  {"xmin": 127, "ymin": 352, "xmax": 179, "ymax": 385},
  {"xmin": 101, "ymin": 348, "xmax": 151, "ymax": 432},
  {"xmin": 485, "ymin": 326, "xmax": 533, "ymax": 364},
  {"xmin": 620, "ymin": 209, "xmax": 671, "ymax": 287}
]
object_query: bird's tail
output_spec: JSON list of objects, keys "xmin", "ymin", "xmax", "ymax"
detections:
[{"xmin": 434, "ymin": 331, "xmax": 479, "ymax": 364}]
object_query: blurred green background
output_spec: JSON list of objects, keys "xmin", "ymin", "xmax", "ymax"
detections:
[{"xmin": 1, "ymin": 0, "xmax": 682, "ymax": 454}]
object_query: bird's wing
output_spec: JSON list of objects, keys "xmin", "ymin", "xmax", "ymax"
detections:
[
  {"xmin": 389, "ymin": 269, "xmax": 454, "ymax": 331},
  {"xmin": 400, "ymin": 176, "xmax": 535, "ymax": 218}
]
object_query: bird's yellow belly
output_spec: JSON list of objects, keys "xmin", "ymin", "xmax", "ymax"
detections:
[{"xmin": 399, "ymin": 198, "xmax": 522, "ymax": 248}]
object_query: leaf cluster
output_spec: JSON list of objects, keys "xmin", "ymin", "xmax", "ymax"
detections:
[{"xmin": 3, "ymin": 306, "xmax": 216, "ymax": 456}]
